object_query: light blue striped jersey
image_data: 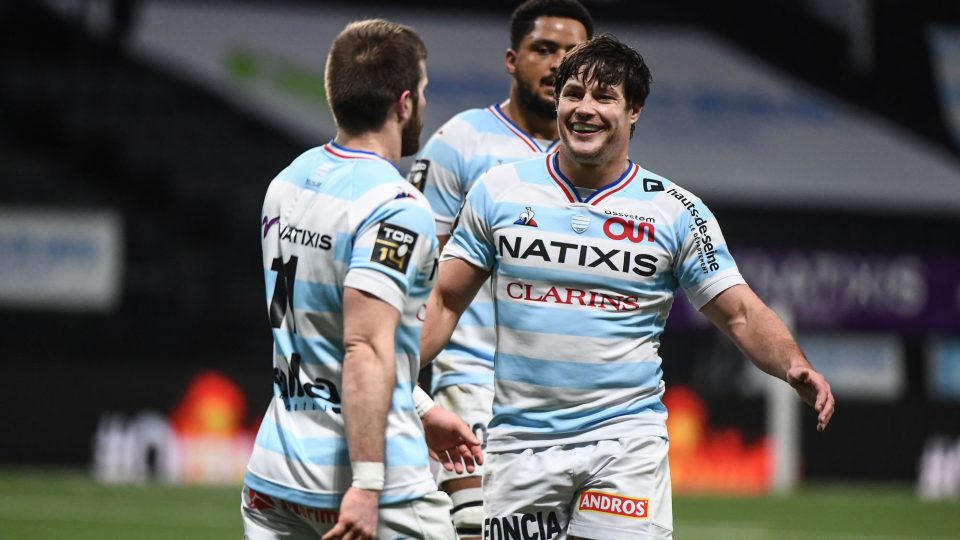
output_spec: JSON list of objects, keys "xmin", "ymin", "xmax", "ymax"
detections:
[
  {"xmin": 408, "ymin": 105, "xmax": 559, "ymax": 391},
  {"xmin": 245, "ymin": 142, "xmax": 440, "ymax": 508},
  {"xmin": 444, "ymin": 153, "xmax": 746, "ymax": 452}
]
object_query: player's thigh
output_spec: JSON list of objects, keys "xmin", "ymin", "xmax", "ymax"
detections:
[
  {"xmin": 434, "ymin": 383, "xmax": 493, "ymax": 484},
  {"xmin": 482, "ymin": 446, "xmax": 580, "ymax": 540},
  {"xmin": 567, "ymin": 437, "xmax": 673, "ymax": 540},
  {"xmin": 380, "ymin": 490, "xmax": 457, "ymax": 540}
]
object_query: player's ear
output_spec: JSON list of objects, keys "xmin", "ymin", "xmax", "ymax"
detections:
[
  {"xmin": 396, "ymin": 89, "xmax": 414, "ymax": 122},
  {"xmin": 505, "ymin": 48, "xmax": 517, "ymax": 76},
  {"xmin": 629, "ymin": 104, "xmax": 642, "ymax": 124}
]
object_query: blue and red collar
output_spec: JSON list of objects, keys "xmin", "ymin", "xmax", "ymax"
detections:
[{"xmin": 546, "ymin": 152, "xmax": 639, "ymax": 205}]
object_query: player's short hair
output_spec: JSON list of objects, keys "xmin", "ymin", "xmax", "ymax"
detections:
[
  {"xmin": 554, "ymin": 34, "xmax": 652, "ymax": 109},
  {"xmin": 509, "ymin": 0, "xmax": 594, "ymax": 50},
  {"xmin": 325, "ymin": 19, "xmax": 427, "ymax": 135}
]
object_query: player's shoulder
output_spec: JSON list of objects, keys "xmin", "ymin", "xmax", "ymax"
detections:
[
  {"xmin": 274, "ymin": 145, "xmax": 327, "ymax": 180},
  {"xmin": 624, "ymin": 163, "xmax": 701, "ymax": 205},
  {"xmin": 355, "ymin": 168, "xmax": 434, "ymax": 215},
  {"xmin": 451, "ymin": 107, "xmax": 499, "ymax": 128},
  {"xmin": 622, "ymin": 164, "xmax": 719, "ymax": 231},
  {"xmin": 473, "ymin": 154, "xmax": 548, "ymax": 198},
  {"xmin": 347, "ymin": 154, "xmax": 402, "ymax": 179},
  {"xmin": 329, "ymin": 154, "xmax": 423, "ymax": 208},
  {"xmin": 431, "ymin": 107, "xmax": 500, "ymax": 139}
]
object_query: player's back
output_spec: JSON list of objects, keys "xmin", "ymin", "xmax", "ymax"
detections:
[{"xmin": 246, "ymin": 142, "xmax": 439, "ymax": 508}]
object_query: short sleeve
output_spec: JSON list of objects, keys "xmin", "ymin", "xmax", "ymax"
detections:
[
  {"xmin": 671, "ymin": 194, "xmax": 746, "ymax": 309},
  {"xmin": 346, "ymin": 199, "xmax": 438, "ymax": 312}
]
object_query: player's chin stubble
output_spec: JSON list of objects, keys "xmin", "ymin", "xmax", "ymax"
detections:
[{"xmin": 517, "ymin": 76, "xmax": 557, "ymax": 121}]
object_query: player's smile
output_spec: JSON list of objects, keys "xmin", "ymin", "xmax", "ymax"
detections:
[{"xmin": 570, "ymin": 121, "xmax": 602, "ymax": 134}]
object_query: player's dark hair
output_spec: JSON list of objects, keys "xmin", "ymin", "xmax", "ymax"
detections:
[
  {"xmin": 509, "ymin": 0, "xmax": 594, "ymax": 50},
  {"xmin": 554, "ymin": 34, "xmax": 652, "ymax": 109},
  {"xmin": 325, "ymin": 19, "xmax": 427, "ymax": 135}
]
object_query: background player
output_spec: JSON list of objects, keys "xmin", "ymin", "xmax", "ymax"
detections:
[
  {"xmin": 407, "ymin": 1, "xmax": 592, "ymax": 535},
  {"xmin": 243, "ymin": 19, "xmax": 481, "ymax": 540},
  {"xmin": 422, "ymin": 35, "xmax": 835, "ymax": 539}
]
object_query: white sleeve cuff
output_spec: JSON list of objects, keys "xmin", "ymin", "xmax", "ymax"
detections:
[
  {"xmin": 690, "ymin": 272, "xmax": 747, "ymax": 310},
  {"xmin": 344, "ymin": 268, "xmax": 405, "ymax": 313},
  {"xmin": 440, "ymin": 242, "xmax": 490, "ymax": 271},
  {"xmin": 434, "ymin": 215, "xmax": 453, "ymax": 237}
]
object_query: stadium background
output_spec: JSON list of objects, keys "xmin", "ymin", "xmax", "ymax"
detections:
[{"xmin": 1, "ymin": 0, "xmax": 959, "ymax": 538}]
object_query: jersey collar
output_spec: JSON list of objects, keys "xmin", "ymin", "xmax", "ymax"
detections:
[
  {"xmin": 488, "ymin": 104, "xmax": 559, "ymax": 154},
  {"xmin": 546, "ymin": 152, "xmax": 639, "ymax": 205},
  {"xmin": 322, "ymin": 141, "xmax": 400, "ymax": 173}
]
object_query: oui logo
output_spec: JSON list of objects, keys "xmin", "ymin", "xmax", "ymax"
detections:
[{"xmin": 602, "ymin": 217, "xmax": 655, "ymax": 243}]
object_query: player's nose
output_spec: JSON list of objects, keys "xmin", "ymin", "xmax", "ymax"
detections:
[{"xmin": 574, "ymin": 98, "xmax": 598, "ymax": 116}]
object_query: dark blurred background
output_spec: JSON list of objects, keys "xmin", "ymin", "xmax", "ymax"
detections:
[{"xmin": 2, "ymin": 0, "xmax": 959, "ymax": 493}]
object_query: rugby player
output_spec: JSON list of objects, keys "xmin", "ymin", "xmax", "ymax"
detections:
[
  {"xmin": 422, "ymin": 34, "xmax": 835, "ymax": 539},
  {"xmin": 243, "ymin": 19, "xmax": 481, "ymax": 540}
]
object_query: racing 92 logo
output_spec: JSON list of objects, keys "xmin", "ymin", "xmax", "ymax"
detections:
[{"xmin": 602, "ymin": 217, "xmax": 655, "ymax": 243}]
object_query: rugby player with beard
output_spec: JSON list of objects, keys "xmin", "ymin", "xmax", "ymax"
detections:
[{"xmin": 243, "ymin": 19, "xmax": 482, "ymax": 540}]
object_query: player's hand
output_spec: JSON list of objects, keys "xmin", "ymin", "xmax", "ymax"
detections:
[
  {"xmin": 322, "ymin": 487, "xmax": 379, "ymax": 540},
  {"xmin": 786, "ymin": 365, "xmax": 835, "ymax": 432},
  {"xmin": 421, "ymin": 404, "xmax": 484, "ymax": 474}
]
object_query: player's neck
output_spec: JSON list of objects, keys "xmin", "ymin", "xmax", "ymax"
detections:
[
  {"xmin": 333, "ymin": 128, "xmax": 401, "ymax": 166},
  {"xmin": 500, "ymin": 98, "xmax": 558, "ymax": 141},
  {"xmin": 556, "ymin": 148, "xmax": 630, "ymax": 191}
]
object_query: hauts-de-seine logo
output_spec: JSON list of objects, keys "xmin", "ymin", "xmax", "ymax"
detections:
[{"xmin": 514, "ymin": 207, "xmax": 538, "ymax": 227}]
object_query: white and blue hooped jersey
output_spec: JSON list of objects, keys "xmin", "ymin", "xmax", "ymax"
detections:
[
  {"xmin": 408, "ymin": 105, "xmax": 559, "ymax": 392},
  {"xmin": 245, "ymin": 142, "xmax": 440, "ymax": 508},
  {"xmin": 444, "ymin": 153, "xmax": 746, "ymax": 453}
]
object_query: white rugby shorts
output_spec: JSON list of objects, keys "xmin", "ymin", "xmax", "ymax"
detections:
[
  {"xmin": 241, "ymin": 485, "xmax": 456, "ymax": 539},
  {"xmin": 482, "ymin": 436, "xmax": 673, "ymax": 539}
]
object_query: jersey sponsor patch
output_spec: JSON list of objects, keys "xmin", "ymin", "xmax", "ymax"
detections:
[
  {"xmin": 407, "ymin": 159, "xmax": 430, "ymax": 192},
  {"xmin": 372, "ymin": 223, "xmax": 418, "ymax": 273},
  {"xmin": 577, "ymin": 490, "xmax": 650, "ymax": 520},
  {"xmin": 643, "ymin": 178, "xmax": 664, "ymax": 192},
  {"xmin": 484, "ymin": 511, "xmax": 562, "ymax": 540},
  {"xmin": 513, "ymin": 206, "xmax": 538, "ymax": 227},
  {"xmin": 262, "ymin": 215, "xmax": 280, "ymax": 238}
]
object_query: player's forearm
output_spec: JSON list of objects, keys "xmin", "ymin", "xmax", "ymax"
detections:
[
  {"xmin": 342, "ymin": 341, "xmax": 396, "ymax": 463},
  {"xmin": 730, "ymin": 302, "xmax": 810, "ymax": 381},
  {"xmin": 703, "ymin": 285, "xmax": 810, "ymax": 382},
  {"xmin": 420, "ymin": 286, "xmax": 462, "ymax": 368},
  {"xmin": 418, "ymin": 235, "xmax": 452, "ymax": 368}
]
